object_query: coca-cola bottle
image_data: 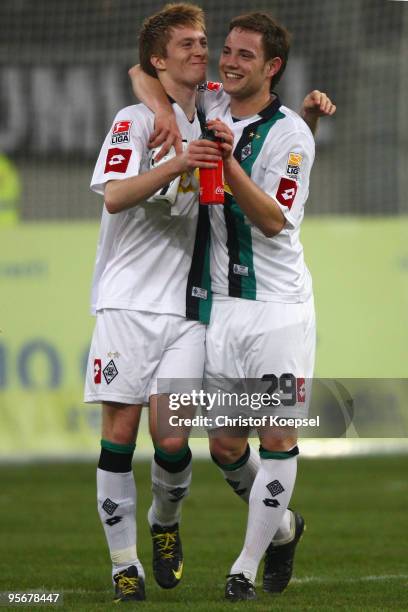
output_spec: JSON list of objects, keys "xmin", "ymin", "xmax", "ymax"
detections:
[{"xmin": 199, "ymin": 127, "xmax": 224, "ymax": 205}]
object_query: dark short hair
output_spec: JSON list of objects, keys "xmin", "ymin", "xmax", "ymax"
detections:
[
  {"xmin": 139, "ymin": 3, "xmax": 206, "ymax": 78},
  {"xmin": 228, "ymin": 12, "xmax": 291, "ymax": 88}
]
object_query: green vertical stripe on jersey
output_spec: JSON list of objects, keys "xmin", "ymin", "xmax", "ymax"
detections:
[
  {"xmin": 225, "ymin": 193, "xmax": 257, "ymax": 298},
  {"xmin": 239, "ymin": 111, "xmax": 285, "ymax": 177},
  {"xmin": 198, "ymin": 235, "xmax": 212, "ymax": 323},
  {"xmin": 186, "ymin": 203, "xmax": 212, "ymax": 324},
  {"xmin": 224, "ymin": 98, "xmax": 285, "ymax": 299},
  {"xmin": 185, "ymin": 108, "xmax": 212, "ymax": 323}
]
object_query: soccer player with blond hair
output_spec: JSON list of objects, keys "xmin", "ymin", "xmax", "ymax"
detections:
[{"xmin": 84, "ymin": 3, "xmax": 222, "ymax": 602}]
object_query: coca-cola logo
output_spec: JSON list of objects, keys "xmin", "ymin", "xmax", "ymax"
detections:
[{"xmin": 215, "ymin": 186, "xmax": 224, "ymax": 195}]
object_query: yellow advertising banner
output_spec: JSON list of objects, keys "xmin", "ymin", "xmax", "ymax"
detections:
[{"xmin": 0, "ymin": 220, "xmax": 407, "ymax": 458}]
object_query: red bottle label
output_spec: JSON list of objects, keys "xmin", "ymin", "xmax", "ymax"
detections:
[{"xmin": 199, "ymin": 159, "xmax": 224, "ymax": 205}]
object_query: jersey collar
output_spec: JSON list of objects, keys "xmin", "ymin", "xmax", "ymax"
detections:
[
  {"xmin": 166, "ymin": 94, "xmax": 196, "ymax": 124},
  {"xmin": 257, "ymin": 93, "xmax": 281, "ymax": 120},
  {"xmin": 231, "ymin": 93, "xmax": 281, "ymax": 123}
]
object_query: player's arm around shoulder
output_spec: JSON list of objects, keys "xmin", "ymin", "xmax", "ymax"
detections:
[
  {"xmin": 129, "ymin": 67, "xmax": 228, "ymax": 162},
  {"xmin": 129, "ymin": 64, "xmax": 183, "ymax": 161},
  {"xmin": 207, "ymin": 118, "xmax": 286, "ymax": 238}
]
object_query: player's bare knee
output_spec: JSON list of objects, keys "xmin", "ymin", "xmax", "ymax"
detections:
[
  {"xmin": 209, "ymin": 437, "xmax": 247, "ymax": 465},
  {"xmin": 259, "ymin": 432, "xmax": 298, "ymax": 452},
  {"xmin": 153, "ymin": 437, "xmax": 188, "ymax": 455}
]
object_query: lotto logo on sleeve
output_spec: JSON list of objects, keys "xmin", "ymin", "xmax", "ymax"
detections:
[
  {"xmin": 94, "ymin": 359, "xmax": 102, "ymax": 384},
  {"xmin": 104, "ymin": 148, "xmax": 132, "ymax": 173},
  {"xmin": 111, "ymin": 120, "xmax": 132, "ymax": 144},
  {"xmin": 276, "ymin": 177, "xmax": 298, "ymax": 209}
]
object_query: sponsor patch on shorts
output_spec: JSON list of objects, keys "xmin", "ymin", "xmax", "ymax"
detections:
[{"xmin": 94, "ymin": 358, "xmax": 102, "ymax": 384}]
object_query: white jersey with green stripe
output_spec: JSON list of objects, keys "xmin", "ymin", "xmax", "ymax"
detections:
[
  {"xmin": 197, "ymin": 83, "xmax": 315, "ymax": 303},
  {"xmin": 90, "ymin": 102, "xmax": 211, "ymax": 323}
]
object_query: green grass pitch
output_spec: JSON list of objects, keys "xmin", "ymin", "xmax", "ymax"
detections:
[{"xmin": 0, "ymin": 455, "xmax": 407, "ymax": 611}]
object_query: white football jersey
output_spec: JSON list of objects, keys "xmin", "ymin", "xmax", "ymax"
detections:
[
  {"xmin": 197, "ymin": 83, "xmax": 315, "ymax": 303},
  {"xmin": 90, "ymin": 103, "xmax": 212, "ymax": 323}
]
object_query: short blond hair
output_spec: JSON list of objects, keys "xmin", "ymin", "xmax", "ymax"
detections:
[{"xmin": 139, "ymin": 3, "xmax": 206, "ymax": 77}]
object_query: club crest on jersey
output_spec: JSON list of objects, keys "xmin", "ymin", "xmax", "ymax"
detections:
[
  {"xmin": 104, "ymin": 148, "xmax": 132, "ymax": 173},
  {"xmin": 192, "ymin": 286, "xmax": 207, "ymax": 300},
  {"xmin": 286, "ymin": 152, "xmax": 303, "ymax": 179},
  {"xmin": 276, "ymin": 177, "xmax": 298, "ymax": 209},
  {"xmin": 111, "ymin": 120, "xmax": 132, "ymax": 144},
  {"xmin": 241, "ymin": 143, "xmax": 252, "ymax": 162}
]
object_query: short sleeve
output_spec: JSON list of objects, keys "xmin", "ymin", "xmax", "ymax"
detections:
[
  {"xmin": 90, "ymin": 107, "xmax": 149, "ymax": 196},
  {"xmin": 263, "ymin": 128, "xmax": 315, "ymax": 229}
]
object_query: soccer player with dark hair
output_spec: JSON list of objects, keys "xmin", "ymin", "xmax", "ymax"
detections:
[
  {"xmin": 131, "ymin": 7, "xmax": 335, "ymax": 602},
  {"xmin": 198, "ymin": 13, "xmax": 316, "ymax": 600}
]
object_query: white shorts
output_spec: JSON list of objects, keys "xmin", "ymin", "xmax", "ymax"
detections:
[
  {"xmin": 204, "ymin": 295, "xmax": 316, "ymax": 421},
  {"xmin": 84, "ymin": 309, "xmax": 206, "ymax": 405}
]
